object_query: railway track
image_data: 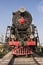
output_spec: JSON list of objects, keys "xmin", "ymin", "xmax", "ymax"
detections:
[
  {"xmin": 0, "ymin": 51, "xmax": 43, "ymax": 65},
  {"xmin": 8, "ymin": 57, "xmax": 41, "ymax": 65},
  {"xmin": 8, "ymin": 53, "xmax": 43, "ymax": 65}
]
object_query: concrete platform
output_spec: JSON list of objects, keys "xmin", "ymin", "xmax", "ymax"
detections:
[
  {"xmin": 0, "ymin": 52, "xmax": 13, "ymax": 65},
  {"xmin": 0, "ymin": 59, "xmax": 2, "ymax": 62}
]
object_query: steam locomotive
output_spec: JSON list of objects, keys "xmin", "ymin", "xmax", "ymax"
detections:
[{"xmin": 5, "ymin": 8, "xmax": 40, "ymax": 56}]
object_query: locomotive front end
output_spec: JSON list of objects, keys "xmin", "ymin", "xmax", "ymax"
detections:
[{"xmin": 8, "ymin": 8, "xmax": 38, "ymax": 56}]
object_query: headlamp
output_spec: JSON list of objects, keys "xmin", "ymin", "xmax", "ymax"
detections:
[
  {"xmin": 30, "ymin": 34, "xmax": 34, "ymax": 39},
  {"xmin": 19, "ymin": 8, "xmax": 25, "ymax": 13}
]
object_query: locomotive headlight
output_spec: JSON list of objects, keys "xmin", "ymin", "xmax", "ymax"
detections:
[
  {"xmin": 30, "ymin": 34, "xmax": 34, "ymax": 39},
  {"xmin": 11, "ymin": 34, "xmax": 15, "ymax": 39},
  {"xmin": 19, "ymin": 8, "xmax": 25, "ymax": 13},
  {"xmin": 11, "ymin": 34, "xmax": 16, "ymax": 40}
]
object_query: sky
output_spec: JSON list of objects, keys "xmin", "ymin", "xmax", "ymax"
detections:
[{"xmin": 0, "ymin": 0, "xmax": 43, "ymax": 44}]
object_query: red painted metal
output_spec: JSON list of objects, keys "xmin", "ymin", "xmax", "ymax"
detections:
[
  {"xmin": 9, "ymin": 40, "xmax": 36, "ymax": 55},
  {"xmin": 9, "ymin": 40, "xmax": 19, "ymax": 47},
  {"xmin": 18, "ymin": 17, "xmax": 25, "ymax": 24},
  {"xmin": 12, "ymin": 47, "xmax": 33, "ymax": 55},
  {"xmin": 26, "ymin": 40, "xmax": 36, "ymax": 46},
  {"xmin": 9, "ymin": 40, "xmax": 36, "ymax": 47}
]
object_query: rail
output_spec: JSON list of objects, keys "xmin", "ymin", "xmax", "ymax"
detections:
[{"xmin": 0, "ymin": 52, "xmax": 43, "ymax": 65}]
